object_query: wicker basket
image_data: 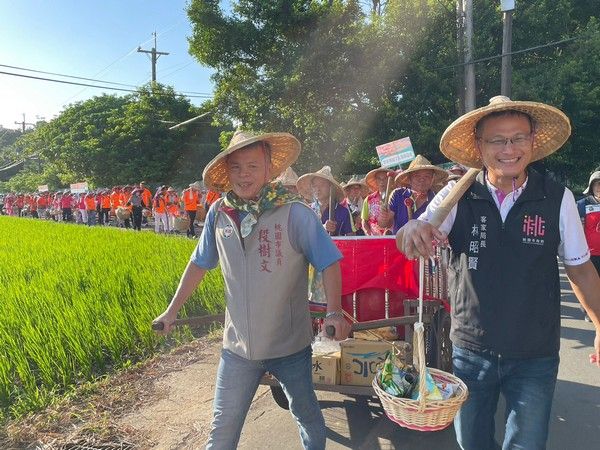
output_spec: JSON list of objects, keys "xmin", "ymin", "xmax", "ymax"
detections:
[
  {"xmin": 115, "ymin": 206, "xmax": 131, "ymax": 221},
  {"xmin": 372, "ymin": 257, "xmax": 468, "ymax": 431},
  {"xmin": 174, "ymin": 216, "xmax": 190, "ymax": 232}
]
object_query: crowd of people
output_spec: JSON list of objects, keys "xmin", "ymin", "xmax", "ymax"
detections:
[
  {"xmin": 0, "ymin": 158, "xmax": 469, "ymax": 240},
  {"xmin": 0, "ymin": 181, "xmax": 222, "ymax": 237}
]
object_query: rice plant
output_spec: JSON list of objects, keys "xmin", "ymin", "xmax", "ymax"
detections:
[{"xmin": 0, "ymin": 216, "xmax": 224, "ymax": 419}]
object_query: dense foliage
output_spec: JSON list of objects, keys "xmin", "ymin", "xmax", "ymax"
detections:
[
  {"xmin": 188, "ymin": 0, "xmax": 600, "ymax": 187},
  {"xmin": 0, "ymin": 84, "xmax": 229, "ymax": 192}
]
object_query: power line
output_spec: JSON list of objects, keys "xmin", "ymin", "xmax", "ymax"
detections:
[
  {"xmin": 0, "ymin": 70, "xmax": 213, "ymax": 98},
  {"xmin": 0, "ymin": 61, "xmax": 213, "ymax": 96},
  {"xmin": 431, "ymin": 34, "xmax": 585, "ymax": 71},
  {"xmin": 0, "ymin": 63, "xmax": 139, "ymax": 88}
]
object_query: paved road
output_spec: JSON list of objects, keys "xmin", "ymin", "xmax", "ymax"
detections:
[{"xmin": 237, "ymin": 264, "xmax": 599, "ymax": 449}]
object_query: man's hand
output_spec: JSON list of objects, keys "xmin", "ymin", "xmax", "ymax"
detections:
[
  {"xmin": 324, "ymin": 312, "xmax": 351, "ymax": 341},
  {"xmin": 152, "ymin": 311, "xmax": 177, "ymax": 336},
  {"xmin": 397, "ymin": 219, "xmax": 447, "ymax": 259},
  {"xmin": 324, "ymin": 219, "xmax": 337, "ymax": 234},
  {"xmin": 591, "ymin": 331, "xmax": 600, "ymax": 367},
  {"xmin": 378, "ymin": 208, "xmax": 394, "ymax": 228}
]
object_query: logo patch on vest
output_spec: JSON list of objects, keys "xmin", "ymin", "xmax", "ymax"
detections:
[
  {"xmin": 223, "ymin": 224, "xmax": 234, "ymax": 238},
  {"xmin": 522, "ymin": 214, "xmax": 545, "ymax": 246}
]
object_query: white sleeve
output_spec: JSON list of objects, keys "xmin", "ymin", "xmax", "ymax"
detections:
[
  {"xmin": 558, "ymin": 188, "xmax": 590, "ymax": 266},
  {"xmin": 417, "ymin": 181, "xmax": 458, "ymax": 235}
]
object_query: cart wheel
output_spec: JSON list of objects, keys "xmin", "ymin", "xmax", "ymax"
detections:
[
  {"xmin": 436, "ymin": 308, "xmax": 453, "ymax": 372},
  {"xmin": 270, "ymin": 385, "xmax": 290, "ymax": 410}
]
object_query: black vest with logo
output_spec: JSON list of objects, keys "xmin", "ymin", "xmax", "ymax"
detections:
[{"xmin": 447, "ymin": 169, "xmax": 564, "ymax": 358}]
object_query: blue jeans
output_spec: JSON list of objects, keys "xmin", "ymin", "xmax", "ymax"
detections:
[
  {"xmin": 452, "ymin": 345, "xmax": 559, "ymax": 450},
  {"xmin": 206, "ymin": 346, "xmax": 325, "ymax": 450}
]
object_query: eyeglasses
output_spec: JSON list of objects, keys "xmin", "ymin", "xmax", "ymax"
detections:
[{"xmin": 479, "ymin": 133, "xmax": 533, "ymax": 150}]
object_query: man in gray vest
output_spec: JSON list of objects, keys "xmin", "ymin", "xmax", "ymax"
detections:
[
  {"xmin": 397, "ymin": 96, "xmax": 600, "ymax": 450},
  {"xmin": 153, "ymin": 130, "xmax": 351, "ymax": 450}
]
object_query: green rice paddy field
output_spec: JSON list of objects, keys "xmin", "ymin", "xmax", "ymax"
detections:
[{"xmin": 0, "ymin": 216, "xmax": 224, "ymax": 420}]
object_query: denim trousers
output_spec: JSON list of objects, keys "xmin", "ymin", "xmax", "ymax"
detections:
[
  {"xmin": 452, "ymin": 345, "xmax": 559, "ymax": 450},
  {"xmin": 206, "ymin": 346, "xmax": 325, "ymax": 450}
]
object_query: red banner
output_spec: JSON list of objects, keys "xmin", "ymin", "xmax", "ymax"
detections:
[{"xmin": 333, "ymin": 236, "xmax": 418, "ymax": 297}]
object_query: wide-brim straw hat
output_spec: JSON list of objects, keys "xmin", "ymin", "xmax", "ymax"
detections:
[
  {"xmin": 583, "ymin": 171, "xmax": 600, "ymax": 195},
  {"xmin": 203, "ymin": 130, "xmax": 301, "ymax": 191},
  {"xmin": 440, "ymin": 95, "xmax": 571, "ymax": 168},
  {"xmin": 342, "ymin": 175, "xmax": 369, "ymax": 198},
  {"xmin": 395, "ymin": 155, "xmax": 448, "ymax": 187},
  {"xmin": 189, "ymin": 181, "xmax": 203, "ymax": 190},
  {"xmin": 273, "ymin": 166, "xmax": 299, "ymax": 187},
  {"xmin": 297, "ymin": 166, "xmax": 345, "ymax": 202},
  {"xmin": 365, "ymin": 168, "xmax": 396, "ymax": 192}
]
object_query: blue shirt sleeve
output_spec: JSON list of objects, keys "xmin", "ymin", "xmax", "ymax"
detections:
[
  {"xmin": 190, "ymin": 202, "xmax": 220, "ymax": 270},
  {"xmin": 288, "ymin": 203, "xmax": 342, "ymax": 271},
  {"xmin": 335, "ymin": 204, "xmax": 354, "ymax": 236}
]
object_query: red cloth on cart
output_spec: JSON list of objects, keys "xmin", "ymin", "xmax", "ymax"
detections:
[{"xmin": 333, "ymin": 237, "xmax": 418, "ymax": 297}]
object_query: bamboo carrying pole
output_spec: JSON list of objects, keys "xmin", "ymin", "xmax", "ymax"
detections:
[
  {"xmin": 382, "ymin": 175, "xmax": 394, "ymax": 211},
  {"xmin": 395, "ymin": 167, "xmax": 481, "ymax": 250}
]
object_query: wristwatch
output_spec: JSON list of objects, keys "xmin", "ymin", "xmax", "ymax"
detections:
[{"xmin": 325, "ymin": 311, "xmax": 344, "ymax": 319}]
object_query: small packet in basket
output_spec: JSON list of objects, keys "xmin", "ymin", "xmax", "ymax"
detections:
[
  {"xmin": 410, "ymin": 366, "xmax": 443, "ymax": 401},
  {"xmin": 379, "ymin": 351, "xmax": 416, "ymax": 398},
  {"xmin": 436, "ymin": 381, "xmax": 459, "ymax": 400}
]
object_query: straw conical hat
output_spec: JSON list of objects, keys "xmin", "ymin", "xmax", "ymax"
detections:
[
  {"xmin": 342, "ymin": 175, "xmax": 369, "ymax": 197},
  {"xmin": 365, "ymin": 167, "xmax": 396, "ymax": 192},
  {"xmin": 296, "ymin": 166, "xmax": 345, "ymax": 201},
  {"xmin": 273, "ymin": 167, "xmax": 299, "ymax": 187},
  {"xmin": 202, "ymin": 130, "xmax": 301, "ymax": 191},
  {"xmin": 394, "ymin": 155, "xmax": 448, "ymax": 187},
  {"xmin": 440, "ymin": 95, "xmax": 571, "ymax": 168}
]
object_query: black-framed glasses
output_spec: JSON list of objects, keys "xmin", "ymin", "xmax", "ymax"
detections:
[{"xmin": 478, "ymin": 133, "xmax": 533, "ymax": 150}]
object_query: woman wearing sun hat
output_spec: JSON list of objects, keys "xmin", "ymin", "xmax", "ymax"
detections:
[
  {"xmin": 297, "ymin": 166, "xmax": 355, "ymax": 236},
  {"xmin": 577, "ymin": 170, "xmax": 600, "ymax": 297},
  {"xmin": 342, "ymin": 175, "xmax": 369, "ymax": 235},
  {"xmin": 378, "ymin": 155, "xmax": 448, "ymax": 234},
  {"xmin": 274, "ymin": 166, "xmax": 300, "ymax": 193},
  {"xmin": 153, "ymin": 130, "xmax": 350, "ymax": 450},
  {"xmin": 398, "ymin": 95, "xmax": 600, "ymax": 450},
  {"xmin": 361, "ymin": 167, "xmax": 395, "ymax": 235}
]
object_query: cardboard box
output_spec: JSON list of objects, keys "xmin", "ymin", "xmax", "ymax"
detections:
[
  {"xmin": 312, "ymin": 352, "xmax": 340, "ymax": 385},
  {"xmin": 340, "ymin": 339, "xmax": 394, "ymax": 386}
]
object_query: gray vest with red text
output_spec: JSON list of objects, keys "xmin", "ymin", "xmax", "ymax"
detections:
[{"xmin": 215, "ymin": 200, "xmax": 313, "ymax": 360}]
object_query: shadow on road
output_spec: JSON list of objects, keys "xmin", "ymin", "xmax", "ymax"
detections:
[{"xmin": 320, "ymin": 396, "xmax": 460, "ymax": 449}]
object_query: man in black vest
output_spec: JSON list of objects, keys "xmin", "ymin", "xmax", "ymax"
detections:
[{"xmin": 398, "ymin": 96, "xmax": 600, "ymax": 450}]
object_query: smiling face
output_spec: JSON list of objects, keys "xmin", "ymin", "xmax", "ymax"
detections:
[
  {"xmin": 374, "ymin": 172, "xmax": 388, "ymax": 192},
  {"xmin": 226, "ymin": 142, "xmax": 272, "ymax": 200},
  {"xmin": 475, "ymin": 114, "xmax": 534, "ymax": 188},
  {"xmin": 592, "ymin": 180, "xmax": 600, "ymax": 198},
  {"xmin": 311, "ymin": 177, "xmax": 332, "ymax": 204},
  {"xmin": 345, "ymin": 184, "xmax": 362, "ymax": 201},
  {"xmin": 408, "ymin": 170, "xmax": 434, "ymax": 193}
]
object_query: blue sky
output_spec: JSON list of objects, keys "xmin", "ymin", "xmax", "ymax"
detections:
[{"xmin": 0, "ymin": 0, "xmax": 220, "ymax": 130}]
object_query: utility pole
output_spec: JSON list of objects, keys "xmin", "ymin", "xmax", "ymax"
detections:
[
  {"xmin": 463, "ymin": 0, "xmax": 476, "ymax": 112},
  {"xmin": 456, "ymin": 0, "xmax": 465, "ymax": 115},
  {"xmin": 14, "ymin": 113, "xmax": 34, "ymax": 132},
  {"xmin": 137, "ymin": 32, "xmax": 169, "ymax": 84},
  {"xmin": 500, "ymin": 1, "xmax": 515, "ymax": 97}
]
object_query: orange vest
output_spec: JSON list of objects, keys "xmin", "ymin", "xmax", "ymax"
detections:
[
  {"xmin": 154, "ymin": 196, "xmax": 166, "ymax": 214},
  {"xmin": 141, "ymin": 188, "xmax": 152, "ymax": 208},
  {"xmin": 183, "ymin": 189, "xmax": 199, "ymax": 211},
  {"xmin": 110, "ymin": 191, "xmax": 121, "ymax": 209},
  {"xmin": 85, "ymin": 196, "xmax": 96, "ymax": 211},
  {"xmin": 205, "ymin": 190, "xmax": 220, "ymax": 206},
  {"xmin": 100, "ymin": 195, "xmax": 110, "ymax": 209}
]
